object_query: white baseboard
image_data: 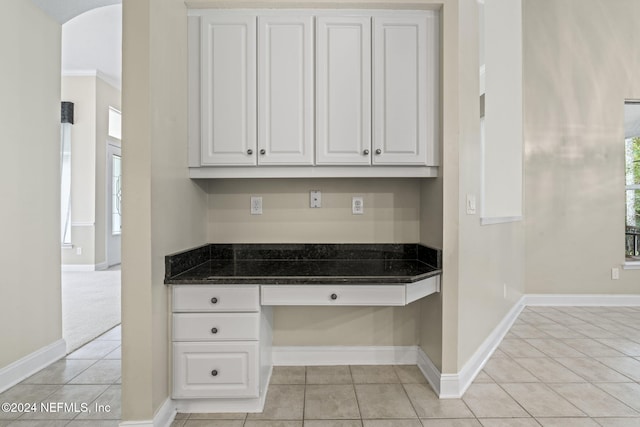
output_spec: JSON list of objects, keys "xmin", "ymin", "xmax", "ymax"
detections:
[
  {"xmin": 272, "ymin": 345, "xmax": 419, "ymax": 366},
  {"xmin": 416, "ymin": 347, "xmax": 442, "ymax": 396},
  {"xmin": 95, "ymin": 261, "xmax": 109, "ymax": 271},
  {"xmin": 119, "ymin": 397, "xmax": 175, "ymax": 427},
  {"xmin": 174, "ymin": 392, "xmax": 269, "ymax": 414},
  {"xmin": 439, "ymin": 297, "xmax": 526, "ymax": 398},
  {"xmin": 0, "ymin": 339, "xmax": 67, "ymax": 393},
  {"xmin": 62, "ymin": 263, "xmax": 108, "ymax": 272},
  {"xmin": 524, "ymin": 294, "xmax": 640, "ymax": 306}
]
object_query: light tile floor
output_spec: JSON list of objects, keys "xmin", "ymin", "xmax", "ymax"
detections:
[
  {"xmin": 4, "ymin": 306, "xmax": 640, "ymax": 427},
  {"xmin": 0, "ymin": 325, "xmax": 121, "ymax": 427}
]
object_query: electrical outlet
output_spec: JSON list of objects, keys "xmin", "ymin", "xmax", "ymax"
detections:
[
  {"xmin": 612, "ymin": 267, "xmax": 620, "ymax": 280},
  {"xmin": 352, "ymin": 196, "xmax": 364, "ymax": 215},
  {"xmin": 310, "ymin": 190, "xmax": 321, "ymax": 208},
  {"xmin": 250, "ymin": 196, "xmax": 262, "ymax": 215}
]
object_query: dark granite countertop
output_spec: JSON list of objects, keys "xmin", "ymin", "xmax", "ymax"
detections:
[{"xmin": 165, "ymin": 244, "xmax": 441, "ymax": 285}]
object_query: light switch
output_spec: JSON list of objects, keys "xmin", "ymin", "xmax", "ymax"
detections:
[{"xmin": 466, "ymin": 194, "xmax": 477, "ymax": 215}]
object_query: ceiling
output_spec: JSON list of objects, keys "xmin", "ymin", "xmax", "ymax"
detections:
[
  {"xmin": 61, "ymin": 4, "xmax": 122, "ymax": 89},
  {"xmin": 31, "ymin": 0, "xmax": 120, "ymax": 24}
]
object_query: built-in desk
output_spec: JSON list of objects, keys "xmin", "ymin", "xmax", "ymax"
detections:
[{"xmin": 165, "ymin": 244, "xmax": 441, "ymax": 412}]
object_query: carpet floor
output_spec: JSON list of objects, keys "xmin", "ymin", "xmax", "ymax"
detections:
[{"xmin": 62, "ymin": 266, "xmax": 121, "ymax": 353}]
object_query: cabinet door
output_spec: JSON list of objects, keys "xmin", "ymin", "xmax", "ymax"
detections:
[
  {"xmin": 316, "ymin": 16, "xmax": 371, "ymax": 165},
  {"xmin": 200, "ymin": 15, "xmax": 257, "ymax": 166},
  {"xmin": 258, "ymin": 16, "xmax": 314, "ymax": 165},
  {"xmin": 373, "ymin": 15, "xmax": 432, "ymax": 165}
]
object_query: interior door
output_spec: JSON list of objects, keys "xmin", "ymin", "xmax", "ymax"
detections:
[{"xmin": 107, "ymin": 143, "xmax": 122, "ymax": 267}]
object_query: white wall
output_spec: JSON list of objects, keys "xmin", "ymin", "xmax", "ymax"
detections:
[
  {"xmin": 523, "ymin": 0, "xmax": 640, "ymax": 294},
  {"xmin": 0, "ymin": 0, "xmax": 62, "ymax": 368}
]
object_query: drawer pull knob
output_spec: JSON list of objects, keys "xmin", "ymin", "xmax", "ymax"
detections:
[
  {"xmin": 211, "ymin": 327, "xmax": 218, "ymax": 334},
  {"xmin": 330, "ymin": 293, "xmax": 338, "ymax": 300},
  {"xmin": 363, "ymin": 149, "xmax": 370, "ymax": 155},
  {"xmin": 211, "ymin": 370, "xmax": 218, "ymax": 377},
  {"xmin": 375, "ymin": 148, "xmax": 382, "ymax": 155},
  {"xmin": 210, "ymin": 297, "xmax": 218, "ymax": 304},
  {"xmin": 247, "ymin": 149, "xmax": 253, "ymax": 155}
]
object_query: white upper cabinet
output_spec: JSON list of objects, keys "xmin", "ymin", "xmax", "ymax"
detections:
[
  {"xmin": 200, "ymin": 15, "xmax": 257, "ymax": 166},
  {"xmin": 189, "ymin": 10, "xmax": 440, "ymax": 178},
  {"xmin": 258, "ymin": 16, "xmax": 314, "ymax": 165},
  {"xmin": 316, "ymin": 16, "xmax": 371, "ymax": 165},
  {"xmin": 372, "ymin": 15, "xmax": 438, "ymax": 166}
]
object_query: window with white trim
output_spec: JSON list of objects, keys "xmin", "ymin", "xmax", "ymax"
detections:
[{"xmin": 624, "ymin": 101, "xmax": 640, "ymax": 261}]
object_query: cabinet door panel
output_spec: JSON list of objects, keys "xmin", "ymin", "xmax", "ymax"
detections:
[
  {"xmin": 201, "ymin": 15, "xmax": 256, "ymax": 165},
  {"xmin": 316, "ymin": 17, "xmax": 371, "ymax": 165},
  {"xmin": 258, "ymin": 16, "xmax": 314, "ymax": 165},
  {"xmin": 373, "ymin": 16, "xmax": 430, "ymax": 165}
]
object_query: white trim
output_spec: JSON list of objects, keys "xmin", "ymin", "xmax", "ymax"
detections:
[
  {"xmin": 440, "ymin": 297, "xmax": 526, "ymax": 398},
  {"xmin": 153, "ymin": 397, "xmax": 176, "ymax": 427},
  {"xmin": 0, "ymin": 339, "xmax": 66, "ymax": 394},
  {"xmin": 95, "ymin": 261, "xmax": 109, "ymax": 271},
  {"xmin": 174, "ymin": 391, "xmax": 269, "ymax": 414},
  {"xmin": 272, "ymin": 345, "xmax": 419, "ymax": 366},
  {"xmin": 70, "ymin": 221, "xmax": 95, "ymax": 227},
  {"xmin": 416, "ymin": 346, "xmax": 441, "ymax": 396},
  {"xmin": 623, "ymin": 261, "xmax": 640, "ymax": 270},
  {"xmin": 62, "ymin": 69, "xmax": 121, "ymax": 91},
  {"xmin": 523, "ymin": 294, "xmax": 640, "ymax": 306},
  {"xmin": 61, "ymin": 262, "xmax": 109, "ymax": 272},
  {"xmin": 480, "ymin": 216, "xmax": 523, "ymax": 226},
  {"xmin": 189, "ymin": 166, "xmax": 438, "ymax": 179},
  {"xmin": 119, "ymin": 397, "xmax": 176, "ymax": 427}
]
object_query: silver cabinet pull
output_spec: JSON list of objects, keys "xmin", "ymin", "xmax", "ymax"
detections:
[
  {"xmin": 247, "ymin": 149, "xmax": 253, "ymax": 155},
  {"xmin": 363, "ymin": 149, "xmax": 370, "ymax": 155},
  {"xmin": 375, "ymin": 149, "xmax": 382, "ymax": 155}
]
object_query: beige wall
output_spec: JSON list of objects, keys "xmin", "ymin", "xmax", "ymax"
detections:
[
  {"xmin": 0, "ymin": 0, "xmax": 62, "ymax": 368},
  {"xmin": 442, "ymin": 0, "xmax": 526, "ymax": 372},
  {"xmin": 122, "ymin": 0, "xmax": 208, "ymax": 421},
  {"xmin": 62, "ymin": 76, "xmax": 97, "ymax": 265},
  {"xmin": 207, "ymin": 178, "xmax": 424, "ymax": 346},
  {"xmin": 207, "ymin": 179, "xmax": 422, "ymax": 243},
  {"xmin": 61, "ymin": 75, "xmax": 120, "ymax": 267},
  {"xmin": 523, "ymin": 0, "xmax": 640, "ymax": 294}
]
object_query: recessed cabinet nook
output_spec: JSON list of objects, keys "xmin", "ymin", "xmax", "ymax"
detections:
[{"xmin": 188, "ymin": 9, "xmax": 440, "ymax": 178}]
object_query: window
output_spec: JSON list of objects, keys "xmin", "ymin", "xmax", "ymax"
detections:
[
  {"xmin": 624, "ymin": 102, "xmax": 640, "ymax": 261},
  {"xmin": 108, "ymin": 106, "xmax": 121, "ymax": 140},
  {"xmin": 60, "ymin": 102, "xmax": 73, "ymax": 246},
  {"xmin": 112, "ymin": 153, "xmax": 122, "ymax": 235}
]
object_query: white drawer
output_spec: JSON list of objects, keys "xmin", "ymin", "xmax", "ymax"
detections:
[
  {"xmin": 173, "ymin": 313, "xmax": 260, "ymax": 341},
  {"xmin": 173, "ymin": 341, "xmax": 258, "ymax": 398},
  {"xmin": 173, "ymin": 285, "xmax": 259, "ymax": 312},
  {"xmin": 261, "ymin": 285, "xmax": 405, "ymax": 306}
]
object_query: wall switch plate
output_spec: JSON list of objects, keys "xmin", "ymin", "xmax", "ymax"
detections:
[
  {"xmin": 466, "ymin": 194, "xmax": 477, "ymax": 215},
  {"xmin": 612, "ymin": 267, "xmax": 620, "ymax": 280},
  {"xmin": 250, "ymin": 196, "xmax": 263, "ymax": 215},
  {"xmin": 76, "ymin": 247, "xmax": 82, "ymax": 255},
  {"xmin": 310, "ymin": 190, "xmax": 321, "ymax": 208},
  {"xmin": 352, "ymin": 196, "xmax": 364, "ymax": 215}
]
